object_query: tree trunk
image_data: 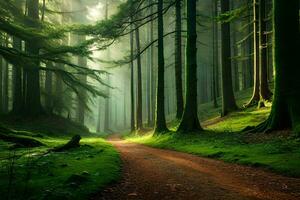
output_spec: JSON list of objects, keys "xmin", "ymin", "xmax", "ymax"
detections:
[
  {"xmin": 214, "ymin": 0, "xmax": 220, "ymax": 97},
  {"xmin": 258, "ymin": 0, "xmax": 272, "ymax": 106},
  {"xmin": 11, "ymin": 0, "xmax": 23, "ymax": 114},
  {"xmin": 12, "ymin": 36, "xmax": 23, "ymax": 114},
  {"xmin": 154, "ymin": 0, "xmax": 168, "ymax": 133},
  {"xmin": 212, "ymin": 0, "xmax": 219, "ymax": 108},
  {"xmin": 250, "ymin": 0, "xmax": 300, "ymax": 134},
  {"xmin": 130, "ymin": 24, "xmax": 135, "ymax": 132},
  {"xmin": 45, "ymin": 62, "xmax": 53, "ymax": 113},
  {"xmin": 221, "ymin": 0, "xmax": 238, "ymax": 116},
  {"xmin": 232, "ymin": 28, "xmax": 239, "ymax": 92},
  {"xmin": 3, "ymin": 35, "xmax": 9, "ymax": 113},
  {"xmin": 104, "ymin": 75, "xmax": 110, "ymax": 132},
  {"xmin": 245, "ymin": 0, "xmax": 260, "ymax": 107},
  {"xmin": 147, "ymin": 0, "xmax": 153, "ymax": 126},
  {"xmin": 96, "ymin": 98, "xmax": 102, "ymax": 133},
  {"xmin": 104, "ymin": 0, "xmax": 111, "ymax": 133},
  {"xmin": 0, "ymin": 49, "xmax": 2, "ymax": 114},
  {"xmin": 76, "ymin": 36, "xmax": 87, "ymax": 125},
  {"xmin": 135, "ymin": 25, "xmax": 143, "ymax": 130},
  {"xmin": 174, "ymin": 0, "xmax": 184, "ymax": 119},
  {"xmin": 177, "ymin": 0, "xmax": 202, "ymax": 132},
  {"xmin": 150, "ymin": 3, "xmax": 156, "ymax": 126},
  {"xmin": 24, "ymin": 0, "xmax": 43, "ymax": 116},
  {"xmin": 55, "ymin": 66, "xmax": 63, "ymax": 115}
]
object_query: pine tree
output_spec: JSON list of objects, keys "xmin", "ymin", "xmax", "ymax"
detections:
[
  {"xmin": 177, "ymin": 0, "xmax": 202, "ymax": 132},
  {"xmin": 220, "ymin": 0, "xmax": 238, "ymax": 116},
  {"xmin": 249, "ymin": 0, "xmax": 300, "ymax": 134},
  {"xmin": 174, "ymin": 0, "xmax": 184, "ymax": 119},
  {"xmin": 24, "ymin": 0, "xmax": 43, "ymax": 116},
  {"xmin": 154, "ymin": 0, "xmax": 168, "ymax": 133}
]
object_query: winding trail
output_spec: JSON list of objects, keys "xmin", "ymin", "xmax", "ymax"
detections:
[{"xmin": 93, "ymin": 135, "xmax": 300, "ymax": 200}]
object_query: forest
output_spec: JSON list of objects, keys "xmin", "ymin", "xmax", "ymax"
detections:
[{"xmin": 0, "ymin": 0, "xmax": 299, "ymax": 199}]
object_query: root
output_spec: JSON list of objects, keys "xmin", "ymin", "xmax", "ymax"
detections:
[
  {"xmin": 0, "ymin": 126, "xmax": 44, "ymax": 148},
  {"xmin": 242, "ymin": 118, "xmax": 274, "ymax": 135}
]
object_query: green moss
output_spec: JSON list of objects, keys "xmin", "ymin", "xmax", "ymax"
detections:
[
  {"xmin": 207, "ymin": 107, "xmax": 270, "ymax": 132},
  {"xmin": 0, "ymin": 137, "xmax": 120, "ymax": 200}
]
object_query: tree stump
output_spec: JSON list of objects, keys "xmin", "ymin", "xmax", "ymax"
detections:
[{"xmin": 53, "ymin": 135, "xmax": 81, "ymax": 152}]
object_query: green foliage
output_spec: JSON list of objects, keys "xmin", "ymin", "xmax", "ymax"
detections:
[
  {"xmin": 217, "ymin": 4, "xmax": 250, "ymax": 23},
  {"xmin": 0, "ymin": 135, "xmax": 120, "ymax": 200}
]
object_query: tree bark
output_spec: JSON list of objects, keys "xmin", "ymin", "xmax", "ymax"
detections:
[
  {"xmin": 221, "ymin": 0, "xmax": 238, "ymax": 116},
  {"xmin": 76, "ymin": 36, "xmax": 87, "ymax": 125},
  {"xmin": 135, "ymin": 25, "xmax": 143, "ymax": 130},
  {"xmin": 174, "ymin": 0, "xmax": 184, "ymax": 119},
  {"xmin": 11, "ymin": 0, "xmax": 23, "ymax": 114},
  {"xmin": 45, "ymin": 62, "xmax": 53, "ymax": 114},
  {"xmin": 3, "ymin": 35, "xmax": 9, "ymax": 113},
  {"xmin": 177, "ymin": 0, "xmax": 202, "ymax": 132},
  {"xmin": 104, "ymin": 75, "xmax": 110, "ymax": 132},
  {"xmin": 130, "ymin": 24, "xmax": 135, "ymax": 132},
  {"xmin": 245, "ymin": 0, "xmax": 260, "ymax": 107},
  {"xmin": 212, "ymin": 0, "xmax": 218, "ymax": 108},
  {"xmin": 154, "ymin": 0, "xmax": 168, "ymax": 133},
  {"xmin": 0, "ymin": 47, "xmax": 2, "ymax": 114},
  {"xmin": 258, "ymin": 0, "xmax": 272, "ymax": 106},
  {"xmin": 249, "ymin": 0, "xmax": 300, "ymax": 134},
  {"xmin": 12, "ymin": 36, "xmax": 23, "ymax": 114},
  {"xmin": 24, "ymin": 0, "xmax": 43, "ymax": 116}
]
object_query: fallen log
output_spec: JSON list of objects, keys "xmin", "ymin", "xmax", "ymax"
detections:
[{"xmin": 0, "ymin": 133, "xmax": 44, "ymax": 147}]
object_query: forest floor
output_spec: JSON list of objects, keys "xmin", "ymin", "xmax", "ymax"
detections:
[
  {"xmin": 95, "ymin": 135, "xmax": 300, "ymax": 200},
  {"xmin": 0, "ymin": 116, "xmax": 120, "ymax": 200},
  {"xmin": 126, "ymin": 107, "xmax": 300, "ymax": 177}
]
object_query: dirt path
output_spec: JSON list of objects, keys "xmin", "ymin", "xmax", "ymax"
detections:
[{"xmin": 93, "ymin": 136, "xmax": 300, "ymax": 200}]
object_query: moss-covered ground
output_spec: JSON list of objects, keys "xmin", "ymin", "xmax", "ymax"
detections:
[{"xmin": 0, "ymin": 117, "xmax": 120, "ymax": 200}]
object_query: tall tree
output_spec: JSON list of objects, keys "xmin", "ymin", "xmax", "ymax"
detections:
[
  {"xmin": 154, "ymin": 0, "xmax": 168, "ymax": 133},
  {"xmin": 24, "ymin": 0, "xmax": 43, "ymax": 116},
  {"xmin": 258, "ymin": 0, "xmax": 272, "ymax": 106},
  {"xmin": 245, "ymin": 0, "xmax": 260, "ymax": 107},
  {"xmin": 211, "ymin": 0, "xmax": 219, "ymax": 108},
  {"xmin": 177, "ymin": 0, "xmax": 202, "ymax": 132},
  {"xmin": 220, "ymin": 0, "xmax": 238, "ymax": 116},
  {"xmin": 104, "ymin": 0, "xmax": 111, "ymax": 133},
  {"xmin": 250, "ymin": 0, "xmax": 300, "ymax": 133},
  {"xmin": 130, "ymin": 23, "xmax": 135, "ymax": 132},
  {"xmin": 2, "ymin": 35, "xmax": 9, "ymax": 113},
  {"xmin": 76, "ymin": 43, "xmax": 87, "ymax": 124},
  {"xmin": 11, "ymin": 0, "xmax": 23, "ymax": 114},
  {"xmin": 174, "ymin": 0, "xmax": 184, "ymax": 119},
  {"xmin": 135, "ymin": 24, "xmax": 143, "ymax": 130},
  {"xmin": 146, "ymin": 0, "xmax": 153, "ymax": 126},
  {"xmin": 0, "ymin": 38, "xmax": 2, "ymax": 114}
]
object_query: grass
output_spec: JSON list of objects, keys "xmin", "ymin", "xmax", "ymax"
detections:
[
  {"xmin": 126, "ymin": 88, "xmax": 300, "ymax": 178},
  {"xmin": 127, "ymin": 129, "xmax": 300, "ymax": 177},
  {"xmin": 0, "ymin": 118, "xmax": 120, "ymax": 200}
]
